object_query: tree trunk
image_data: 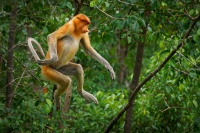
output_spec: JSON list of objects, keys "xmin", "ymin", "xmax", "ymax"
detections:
[
  {"xmin": 0, "ymin": 47, "xmax": 2, "ymax": 79},
  {"xmin": 74, "ymin": 0, "xmax": 84, "ymax": 16},
  {"xmin": 117, "ymin": 39, "xmax": 128, "ymax": 84},
  {"xmin": 6, "ymin": 2, "xmax": 17, "ymax": 108},
  {"xmin": 123, "ymin": 2, "xmax": 150, "ymax": 133},
  {"xmin": 124, "ymin": 41, "xmax": 145, "ymax": 133}
]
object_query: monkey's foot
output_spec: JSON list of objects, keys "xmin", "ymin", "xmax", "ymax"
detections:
[
  {"xmin": 54, "ymin": 96, "xmax": 61, "ymax": 110},
  {"xmin": 81, "ymin": 90, "xmax": 98, "ymax": 105}
]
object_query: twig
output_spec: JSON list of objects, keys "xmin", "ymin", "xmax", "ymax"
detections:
[
  {"xmin": 94, "ymin": 5, "xmax": 115, "ymax": 19},
  {"xmin": 159, "ymin": 96, "xmax": 170, "ymax": 112},
  {"xmin": 159, "ymin": 96, "xmax": 188, "ymax": 112},
  {"xmin": 177, "ymin": 52, "xmax": 200, "ymax": 70},
  {"xmin": 1, "ymin": 75, "xmax": 30, "ymax": 90},
  {"xmin": 95, "ymin": 5, "xmax": 124, "ymax": 20},
  {"xmin": 0, "ymin": 45, "xmax": 41, "ymax": 83},
  {"xmin": 183, "ymin": 7, "xmax": 195, "ymax": 20},
  {"xmin": 45, "ymin": 0, "xmax": 61, "ymax": 27},
  {"xmin": 118, "ymin": 0, "xmax": 141, "ymax": 7},
  {"xmin": 45, "ymin": 125, "xmax": 54, "ymax": 131},
  {"xmin": 13, "ymin": 57, "xmax": 32, "ymax": 94}
]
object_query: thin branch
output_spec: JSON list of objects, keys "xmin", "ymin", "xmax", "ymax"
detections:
[
  {"xmin": 177, "ymin": 51, "xmax": 200, "ymax": 70},
  {"xmin": 95, "ymin": 5, "xmax": 124, "ymax": 20},
  {"xmin": 45, "ymin": 125, "xmax": 54, "ymax": 131},
  {"xmin": 183, "ymin": 7, "xmax": 195, "ymax": 20},
  {"xmin": 159, "ymin": 96, "xmax": 188, "ymax": 112},
  {"xmin": 118, "ymin": 0, "xmax": 133, "ymax": 5},
  {"xmin": 94, "ymin": 5, "xmax": 115, "ymax": 19},
  {"xmin": 13, "ymin": 57, "xmax": 32, "ymax": 94},
  {"xmin": 2, "ymin": 75, "xmax": 30, "ymax": 90},
  {"xmin": 0, "ymin": 45, "xmax": 41, "ymax": 83},
  {"xmin": 118, "ymin": 0, "xmax": 141, "ymax": 7},
  {"xmin": 45, "ymin": 0, "xmax": 61, "ymax": 27},
  {"xmin": 160, "ymin": 105, "xmax": 185, "ymax": 112},
  {"xmin": 22, "ymin": 0, "xmax": 31, "ymax": 21},
  {"xmin": 104, "ymin": 14, "xmax": 200, "ymax": 133}
]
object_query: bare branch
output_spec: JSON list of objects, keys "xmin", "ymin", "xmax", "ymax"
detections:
[
  {"xmin": 94, "ymin": 6, "xmax": 124, "ymax": 20},
  {"xmin": 94, "ymin": 5, "xmax": 115, "ymax": 19},
  {"xmin": 13, "ymin": 57, "xmax": 32, "ymax": 94},
  {"xmin": 0, "ymin": 45, "xmax": 41, "ymax": 83},
  {"xmin": 118, "ymin": 0, "xmax": 141, "ymax": 7},
  {"xmin": 183, "ymin": 7, "xmax": 195, "ymax": 20}
]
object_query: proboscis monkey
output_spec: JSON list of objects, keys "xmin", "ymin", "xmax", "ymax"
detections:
[{"xmin": 28, "ymin": 14, "xmax": 115, "ymax": 109}]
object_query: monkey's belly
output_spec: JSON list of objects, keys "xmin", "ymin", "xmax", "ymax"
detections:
[{"xmin": 53, "ymin": 38, "xmax": 80, "ymax": 69}]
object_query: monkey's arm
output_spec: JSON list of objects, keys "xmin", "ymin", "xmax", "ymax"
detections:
[
  {"xmin": 36, "ymin": 33, "xmax": 58, "ymax": 65},
  {"xmin": 37, "ymin": 24, "xmax": 73, "ymax": 66},
  {"xmin": 80, "ymin": 33, "xmax": 115, "ymax": 79}
]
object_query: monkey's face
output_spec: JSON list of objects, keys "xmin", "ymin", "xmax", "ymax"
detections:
[
  {"xmin": 75, "ymin": 14, "xmax": 91, "ymax": 34},
  {"xmin": 81, "ymin": 23, "xmax": 90, "ymax": 33}
]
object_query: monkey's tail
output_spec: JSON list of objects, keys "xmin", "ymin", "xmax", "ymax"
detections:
[{"xmin": 27, "ymin": 37, "xmax": 45, "ymax": 61}]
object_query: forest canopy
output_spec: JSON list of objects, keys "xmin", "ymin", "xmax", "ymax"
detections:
[{"xmin": 0, "ymin": 0, "xmax": 200, "ymax": 132}]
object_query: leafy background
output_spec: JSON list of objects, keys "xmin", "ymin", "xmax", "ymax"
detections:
[{"xmin": 0, "ymin": 0, "xmax": 200, "ymax": 132}]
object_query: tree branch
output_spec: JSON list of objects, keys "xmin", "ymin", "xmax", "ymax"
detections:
[{"xmin": 94, "ymin": 5, "xmax": 124, "ymax": 20}]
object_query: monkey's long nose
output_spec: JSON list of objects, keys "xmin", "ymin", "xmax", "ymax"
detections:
[{"xmin": 86, "ymin": 29, "xmax": 90, "ymax": 32}]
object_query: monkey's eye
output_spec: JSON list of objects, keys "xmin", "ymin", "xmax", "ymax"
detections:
[{"xmin": 82, "ymin": 21, "xmax": 89, "ymax": 25}]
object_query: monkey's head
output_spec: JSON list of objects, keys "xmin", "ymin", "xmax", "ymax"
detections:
[{"xmin": 74, "ymin": 14, "xmax": 90, "ymax": 34}]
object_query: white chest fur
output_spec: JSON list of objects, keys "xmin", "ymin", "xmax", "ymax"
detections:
[
  {"xmin": 53, "ymin": 36, "xmax": 80, "ymax": 69},
  {"xmin": 62, "ymin": 36, "xmax": 79, "ymax": 57}
]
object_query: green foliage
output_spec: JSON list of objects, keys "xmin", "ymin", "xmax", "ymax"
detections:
[
  {"xmin": 1, "ymin": 0, "xmax": 200, "ymax": 132},
  {"xmin": 62, "ymin": 89, "xmax": 127, "ymax": 132},
  {"xmin": 0, "ymin": 89, "xmax": 127, "ymax": 132}
]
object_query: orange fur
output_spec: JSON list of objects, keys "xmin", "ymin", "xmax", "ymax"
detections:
[
  {"xmin": 41, "ymin": 14, "xmax": 93, "ymax": 108},
  {"xmin": 32, "ymin": 14, "xmax": 115, "ymax": 108}
]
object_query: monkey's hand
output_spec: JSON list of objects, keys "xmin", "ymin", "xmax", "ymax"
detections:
[
  {"xmin": 81, "ymin": 90, "xmax": 98, "ymax": 105},
  {"xmin": 105, "ymin": 65, "xmax": 116, "ymax": 80},
  {"xmin": 36, "ymin": 59, "xmax": 52, "ymax": 66},
  {"xmin": 36, "ymin": 56, "xmax": 58, "ymax": 66}
]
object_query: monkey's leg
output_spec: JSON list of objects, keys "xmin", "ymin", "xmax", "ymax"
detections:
[
  {"xmin": 58, "ymin": 62, "xmax": 98, "ymax": 104},
  {"xmin": 42, "ymin": 66, "xmax": 71, "ymax": 109}
]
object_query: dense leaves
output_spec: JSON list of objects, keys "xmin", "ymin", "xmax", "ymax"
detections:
[{"xmin": 0, "ymin": 0, "xmax": 200, "ymax": 132}]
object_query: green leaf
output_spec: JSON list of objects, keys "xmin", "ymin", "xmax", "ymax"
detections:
[
  {"xmin": 197, "ymin": 30, "xmax": 200, "ymax": 36},
  {"xmin": 189, "ymin": 72, "xmax": 196, "ymax": 78},
  {"xmin": 193, "ymin": 34, "xmax": 199, "ymax": 42},
  {"xmin": 189, "ymin": 9, "xmax": 194, "ymax": 15},
  {"xmin": 43, "ymin": 27, "xmax": 48, "ymax": 34},
  {"xmin": 192, "ymin": 100, "xmax": 198, "ymax": 108},
  {"xmin": 133, "ymin": 21, "xmax": 139, "ymax": 32},
  {"xmin": 90, "ymin": 1, "xmax": 96, "ymax": 7},
  {"xmin": 159, "ymin": 41, "xmax": 164, "ymax": 48},
  {"xmin": 148, "ymin": 26, "xmax": 152, "ymax": 32},
  {"xmin": 121, "ymin": 33, "xmax": 126, "ymax": 39},
  {"xmin": 46, "ymin": 99, "xmax": 52, "ymax": 108},
  {"xmin": 161, "ymin": 2, "xmax": 167, "ymax": 7},
  {"xmin": 105, "ymin": 2, "xmax": 110, "ymax": 7},
  {"xmin": 179, "ymin": 84, "xmax": 183, "ymax": 91},
  {"xmin": 44, "ymin": 104, "xmax": 51, "ymax": 114},
  {"xmin": 66, "ymin": 2, "xmax": 72, "ymax": 9},
  {"xmin": 127, "ymin": 36, "xmax": 131, "ymax": 44}
]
